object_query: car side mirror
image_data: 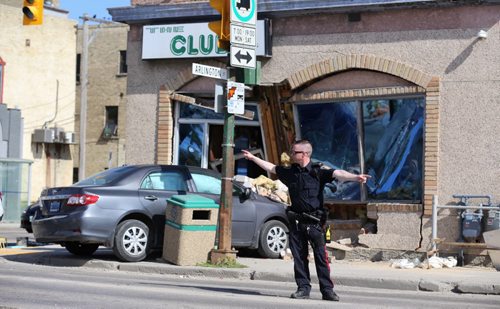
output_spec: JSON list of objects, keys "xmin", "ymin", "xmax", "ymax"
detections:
[{"xmin": 240, "ymin": 187, "xmax": 252, "ymax": 200}]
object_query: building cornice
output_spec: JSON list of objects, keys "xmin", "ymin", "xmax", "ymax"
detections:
[{"xmin": 108, "ymin": 0, "xmax": 500, "ymax": 24}]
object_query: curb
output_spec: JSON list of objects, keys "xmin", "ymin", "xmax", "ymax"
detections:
[{"xmin": 1, "ymin": 253, "xmax": 499, "ymax": 295}]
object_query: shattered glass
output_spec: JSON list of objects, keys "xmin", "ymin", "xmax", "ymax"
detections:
[
  {"xmin": 178, "ymin": 123, "xmax": 203, "ymax": 166},
  {"xmin": 296, "ymin": 97, "xmax": 424, "ymax": 202},
  {"xmin": 363, "ymin": 98, "xmax": 424, "ymax": 201},
  {"xmin": 296, "ymin": 102, "xmax": 361, "ymax": 200}
]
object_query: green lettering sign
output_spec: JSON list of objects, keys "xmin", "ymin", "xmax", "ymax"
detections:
[
  {"xmin": 187, "ymin": 35, "xmax": 198, "ymax": 56},
  {"xmin": 200, "ymin": 34, "xmax": 214, "ymax": 55},
  {"xmin": 171, "ymin": 35, "xmax": 186, "ymax": 56}
]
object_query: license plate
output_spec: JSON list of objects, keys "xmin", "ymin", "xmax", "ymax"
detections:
[{"xmin": 49, "ymin": 201, "xmax": 61, "ymax": 212}]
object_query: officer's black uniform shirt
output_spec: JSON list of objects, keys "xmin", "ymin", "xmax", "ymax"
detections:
[{"xmin": 275, "ymin": 162, "xmax": 335, "ymax": 214}]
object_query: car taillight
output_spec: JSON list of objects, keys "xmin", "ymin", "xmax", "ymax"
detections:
[{"xmin": 67, "ymin": 194, "xmax": 99, "ymax": 206}]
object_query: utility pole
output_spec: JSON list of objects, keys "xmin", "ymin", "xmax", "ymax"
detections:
[
  {"xmin": 78, "ymin": 14, "xmax": 121, "ymax": 181},
  {"xmin": 78, "ymin": 17, "xmax": 88, "ymax": 181}
]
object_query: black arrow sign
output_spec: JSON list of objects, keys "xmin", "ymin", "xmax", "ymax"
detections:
[{"xmin": 235, "ymin": 50, "xmax": 252, "ymax": 64}]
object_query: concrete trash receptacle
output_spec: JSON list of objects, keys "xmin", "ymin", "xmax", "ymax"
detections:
[{"xmin": 163, "ymin": 195, "xmax": 219, "ymax": 266}]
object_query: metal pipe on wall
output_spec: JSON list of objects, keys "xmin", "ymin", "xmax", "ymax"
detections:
[{"xmin": 431, "ymin": 194, "xmax": 500, "ymax": 253}]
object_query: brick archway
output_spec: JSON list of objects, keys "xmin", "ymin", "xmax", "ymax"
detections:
[
  {"xmin": 285, "ymin": 54, "xmax": 440, "ymax": 215},
  {"xmin": 286, "ymin": 54, "xmax": 433, "ymax": 89}
]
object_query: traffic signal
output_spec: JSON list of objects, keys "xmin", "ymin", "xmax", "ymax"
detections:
[
  {"xmin": 208, "ymin": 0, "xmax": 230, "ymax": 51},
  {"xmin": 23, "ymin": 0, "xmax": 44, "ymax": 26}
]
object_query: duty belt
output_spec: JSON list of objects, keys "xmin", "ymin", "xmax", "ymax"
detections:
[{"xmin": 287, "ymin": 210, "xmax": 321, "ymax": 224}]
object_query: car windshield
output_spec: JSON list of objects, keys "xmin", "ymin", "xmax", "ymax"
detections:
[
  {"xmin": 190, "ymin": 172, "xmax": 244, "ymax": 196},
  {"xmin": 75, "ymin": 166, "xmax": 136, "ymax": 186}
]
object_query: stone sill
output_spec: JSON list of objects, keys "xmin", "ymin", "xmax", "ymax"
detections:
[{"xmin": 368, "ymin": 203, "xmax": 423, "ymax": 213}]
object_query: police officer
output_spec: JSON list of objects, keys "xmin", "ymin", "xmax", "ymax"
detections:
[{"xmin": 242, "ymin": 139, "xmax": 370, "ymax": 301}]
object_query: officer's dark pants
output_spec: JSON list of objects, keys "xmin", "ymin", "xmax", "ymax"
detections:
[{"xmin": 289, "ymin": 220, "xmax": 334, "ymax": 294}]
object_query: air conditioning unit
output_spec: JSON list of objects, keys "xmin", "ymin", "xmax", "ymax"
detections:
[
  {"xmin": 63, "ymin": 132, "xmax": 76, "ymax": 144},
  {"xmin": 52, "ymin": 127, "xmax": 64, "ymax": 143},
  {"xmin": 33, "ymin": 129, "xmax": 55, "ymax": 143}
]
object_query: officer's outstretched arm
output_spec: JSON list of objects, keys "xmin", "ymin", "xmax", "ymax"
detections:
[
  {"xmin": 242, "ymin": 150, "xmax": 277, "ymax": 174},
  {"xmin": 333, "ymin": 169, "xmax": 371, "ymax": 183}
]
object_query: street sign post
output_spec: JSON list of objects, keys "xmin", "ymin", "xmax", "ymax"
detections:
[
  {"xmin": 192, "ymin": 63, "xmax": 228, "ymax": 80},
  {"xmin": 210, "ymin": 0, "xmax": 259, "ymax": 265}
]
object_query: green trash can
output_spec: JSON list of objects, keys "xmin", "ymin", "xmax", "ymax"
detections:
[{"xmin": 163, "ymin": 195, "xmax": 219, "ymax": 266}]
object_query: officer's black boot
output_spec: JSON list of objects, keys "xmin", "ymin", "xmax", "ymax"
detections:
[
  {"xmin": 290, "ymin": 289, "xmax": 310, "ymax": 299},
  {"xmin": 322, "ymin": 290, "xmax": 340, "ymax": 301}
]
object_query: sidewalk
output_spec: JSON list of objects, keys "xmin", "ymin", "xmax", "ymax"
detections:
[{"xmin": 1, "ymin": 223, "xmax": 499, "ymax": 295}]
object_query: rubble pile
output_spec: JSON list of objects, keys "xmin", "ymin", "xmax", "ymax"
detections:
[{"xmin": 234, "ymin": 174, "xmax": 290, "ymax": 205}]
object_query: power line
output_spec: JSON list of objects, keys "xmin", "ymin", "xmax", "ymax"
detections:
[
  {"xmin": 20, "ymin": 91, "xmax": 75, "ymax": 110},
  {"xmin": 23, "ymin": 115, "xmax": 76, "ymax": 131}
]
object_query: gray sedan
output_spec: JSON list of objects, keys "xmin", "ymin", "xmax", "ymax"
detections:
[{"xmin": 32, "ymin": 165, "xmax": 289, "ymax": 262}]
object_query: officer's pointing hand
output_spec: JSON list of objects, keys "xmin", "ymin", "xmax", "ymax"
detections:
[
  {"xmin": 357, "ymin": 174, "xmax": 371, "ymax": 184},
  {"xmin": 242, "ymin": 150, "xmax": 254, "ymax": 161}
]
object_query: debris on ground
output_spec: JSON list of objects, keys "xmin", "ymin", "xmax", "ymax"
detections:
[
  {"xmin": 389, "ymin": 256, "xmax": 458, "ymax": 269},
  {"xmin": 423, "ymin": 256, "xmax": 458, "ymax": 269},
  {"xmin": 390, "ymin": 258, "xmax": 422, "ymax": 269}
]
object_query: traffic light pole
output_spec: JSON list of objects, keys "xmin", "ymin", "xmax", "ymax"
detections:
[{"xmin": 209, "ymin": 0, "xmax": 258, "ymax": 264}]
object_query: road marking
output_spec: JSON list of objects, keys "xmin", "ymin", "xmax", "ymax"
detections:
[{"xmin": 0, "ymin": 247, "xmax": 50, "ymax": 256}]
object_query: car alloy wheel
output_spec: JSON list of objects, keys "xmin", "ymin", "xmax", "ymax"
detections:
[
  {"xmin": 113, "ymin": 219, "xmax": 150, "ymax": 262},
  {"xmin": 258, "ymin": 220, "xmax": 289, "ymax": 258}
]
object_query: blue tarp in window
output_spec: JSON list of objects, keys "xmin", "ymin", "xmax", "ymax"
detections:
[{"xmin": 296, "ymin": 97, "xmax": 424, "ymax": 202}]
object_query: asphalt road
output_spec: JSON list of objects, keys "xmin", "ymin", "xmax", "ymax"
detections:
[{"xmin": 1, "ymin": 260, "xmax": 499, "ymax": 309}]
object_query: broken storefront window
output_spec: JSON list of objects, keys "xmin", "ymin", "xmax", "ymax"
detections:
[{"xmin": 296, "ymin": 97, "xmax": 424, "ymax": 202}]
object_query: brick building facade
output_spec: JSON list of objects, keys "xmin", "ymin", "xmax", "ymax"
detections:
[
  {"xmin": 74, "ymin": 24, "xmax": 129, "ymax": 179},
  {"xmin": 109, "ymin": 0, "xmax": 500, "ymax": 255}
]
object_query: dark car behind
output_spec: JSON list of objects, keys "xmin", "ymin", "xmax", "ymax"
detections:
[
  {"xmin": 31, "ymin": 165, "xmax": 289, "ymax": 262},
  {"xmin": 20, "ymin": 200, "xmax": 41, "ymax": 233}
]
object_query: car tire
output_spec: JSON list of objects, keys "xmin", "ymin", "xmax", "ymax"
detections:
[
  {"xmin": 257, "ymin": 220, "xmax": 289, "ymax": 258},
  {"xmin": 113, "ymin": 219, "xmax": 150, "ymax": 262},
  {"xmin": 65, "ymin": 242, "xmax": 99, "ymax": 256}
]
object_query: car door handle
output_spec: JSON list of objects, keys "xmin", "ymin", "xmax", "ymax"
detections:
[{"xmin": 144, "ymin": 195, "xmax": 158, "ymax": 201}]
